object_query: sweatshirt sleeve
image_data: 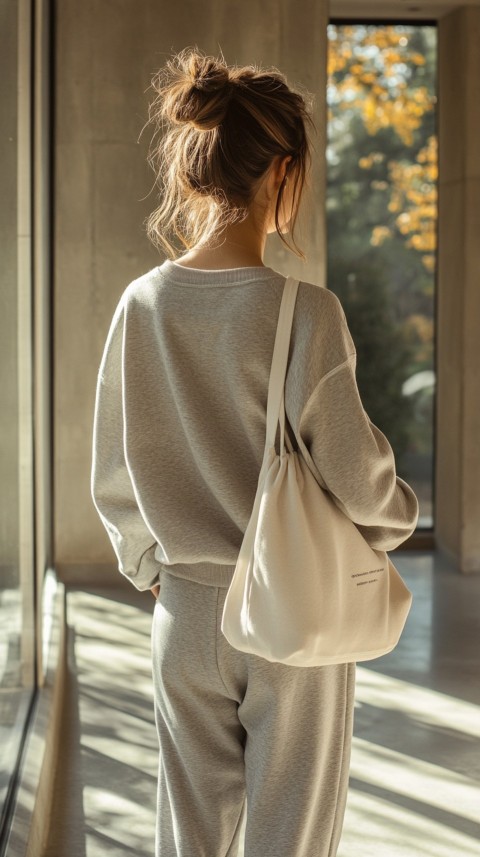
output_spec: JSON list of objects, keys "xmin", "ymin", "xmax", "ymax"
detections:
[
  {"xmin": 294, "ymin": 297, "xmax": 419, "ymax": 552},
  {"xmin": 90, "ymin": 295, "xmax": 161, "ymax": 591}
]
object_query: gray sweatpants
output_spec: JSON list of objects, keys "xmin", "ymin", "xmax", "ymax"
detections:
[{"xmin": 151, "ymin": 569, "xmax": 356, "ymax": 857}]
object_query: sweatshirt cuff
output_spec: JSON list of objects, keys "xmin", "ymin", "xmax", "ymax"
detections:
[{"xmin": 120, "ymin": 543, "xmax": 160, "ymax": 591}]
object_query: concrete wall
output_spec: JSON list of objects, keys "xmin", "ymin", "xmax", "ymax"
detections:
[
  {"xmin": 54, "ymin": 0, "xmax": 480, "ymax": 576},
  {"xmin": 54, "ymin": 0, "xmax": 328, "ymax": 574},
  {"xmin": 437, "ymin": 6, "xmax": 480, "ymax": 572}
]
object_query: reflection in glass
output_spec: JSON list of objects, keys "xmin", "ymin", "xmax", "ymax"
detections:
[{"xmin": 326, "ymin": 23, "xmax": 437, "ymax": 528}]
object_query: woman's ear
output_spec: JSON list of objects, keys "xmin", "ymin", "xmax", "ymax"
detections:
[
  {"xmin": 266, "ymin": 155, "xmax": 292, "ymax": 200},
  {"xmin": 281, "ymin": 154, "xmax": 293, "ymax": 181}
]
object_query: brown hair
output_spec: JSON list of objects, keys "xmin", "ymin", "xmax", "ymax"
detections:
[{"xmin": 143, "ymin": 47, "xmax": 315, "ymax": 259}]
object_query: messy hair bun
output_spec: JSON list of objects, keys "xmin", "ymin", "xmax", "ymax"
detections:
[
  {"xmin": 161, "ymin": 52, "xmax": 233, "ymax": 131},
  {"xmin": 144, "ymin": 47, "xmax": 314, "ymax": 258}
]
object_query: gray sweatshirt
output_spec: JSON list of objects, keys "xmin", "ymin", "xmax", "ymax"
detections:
[{"xmin": 91, "ymin": 260, "xmax": 419, "ymax": 591}]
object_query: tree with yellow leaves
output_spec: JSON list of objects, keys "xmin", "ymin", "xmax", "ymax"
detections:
[
  {"xmin": 328, "ymin": 24, "xmax": 437, "ymax": 272},
  {"xmin": 326, "ymin": 24, "xmax": 437, "ymax": 490}
]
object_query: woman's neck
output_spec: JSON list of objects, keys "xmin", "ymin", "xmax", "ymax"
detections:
[{"xmin": 175, "ymin": 216, "xmax": 268, "ymax": 270}]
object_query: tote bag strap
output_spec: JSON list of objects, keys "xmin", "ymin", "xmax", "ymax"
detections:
[{"xmin": 265, "ymin": 276, "xmax": 300, "ymax": 453}]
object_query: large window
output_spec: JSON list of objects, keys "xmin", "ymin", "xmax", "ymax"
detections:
[
  {"xmin": 0, "ymin": 0, "xmax": 38, "ymax": 837},
  {"xmin": 327, "ymin": 22, "xmax": 437, "ymax": 529}
]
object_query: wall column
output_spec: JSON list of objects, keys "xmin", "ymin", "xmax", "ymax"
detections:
[{"xmin": 436, "ymin": 6, "xmax": 480, "ymax": 572}]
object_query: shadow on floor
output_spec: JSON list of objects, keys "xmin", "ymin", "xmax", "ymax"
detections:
[{"xmin": 43, "ymin": 553, "xmax": 480, "ymax": 857}]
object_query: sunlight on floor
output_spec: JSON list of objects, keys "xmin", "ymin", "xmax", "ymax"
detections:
[
  {"xmin": 45, "ymin": 564, "xmax": 480, "ymax": 857},
  {"xmin": 84, "ymin": 787, "xmax": 155, "ymax": 853},
  {"xmin": 339, "ymin": 788, "xmax": 479, "ymax": 857},
  {"xmin": 353, "ymin": 668, "xmax": 480, "ymax": 739},
  {"xmin": 339, "ymin": 667, "xmax": 480, "ymax": 856}
]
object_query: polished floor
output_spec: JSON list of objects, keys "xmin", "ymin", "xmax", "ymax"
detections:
[{"xmin": 43, "ymin": 551, "xmax": 480, "ymax": 857}]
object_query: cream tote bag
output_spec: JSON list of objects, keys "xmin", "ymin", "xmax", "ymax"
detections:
[{"xmin": 221, "ymin": 276, "xmax": 413, "ymax": 666}]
